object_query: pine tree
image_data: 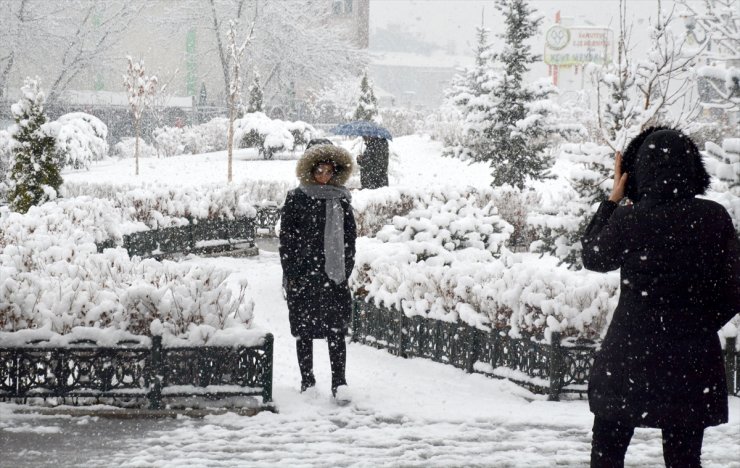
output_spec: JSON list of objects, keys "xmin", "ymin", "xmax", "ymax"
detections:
[
  {"xmin": 443, "ymin": 26, "xmax": 501, "ymax": 162},
  {"xmin": 353, "ymin": 71, "xmax": 378, "ymax": 121},
  {"xmin": 7, "ymin": 77, "xmax": 63, "ymax": 214},
  {"xmin": 246, "ymin": 70, "xmax": 264, "ymax": 113},
  {"xmin": 487, "ymin": 0, "xmax": 549, "ymax": 189}
]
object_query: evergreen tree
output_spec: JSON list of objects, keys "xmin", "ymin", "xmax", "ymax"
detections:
[
  {"xmin": 443, "ymin": 26, "xmax": 501, "ymax": 162},
  {"xmin": 246, "ymin": 71, "xmax": 264, "ymax": 113},
  {"xmin": 487, "ymin": 0, "xmax": 550, "ymax": 189},
  {"xmin": 7, "ymin": 77, "xmax": 63, "ymax": 213},
  {"xmin": 353, "ymin": 71, "xmax": 378, "ymax": 121}
]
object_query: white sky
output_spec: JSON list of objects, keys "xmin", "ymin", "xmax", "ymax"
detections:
[{"xmin": 369, "ymin": 0, "xmax": 699, "ymax": 56}]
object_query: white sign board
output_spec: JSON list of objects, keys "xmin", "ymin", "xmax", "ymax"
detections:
[{"xmin": 544, "ymin": 26, "xmax": 614, "ymax": 66}]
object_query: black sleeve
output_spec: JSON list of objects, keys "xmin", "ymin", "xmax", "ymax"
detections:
[
  {"xmin": 710, "ymin": 213, "xmax": 740, "ymax": 331},
  {"xmin": 278, "ymin": 191, "xmax": 305, "ymax": 279},
  {"xmin": 581, "ymin": 200, "xmax": 625, "ymax": 272},
  {"xmin": 344, "ymin": 200, "xmax": 357, "ymax": 279}
]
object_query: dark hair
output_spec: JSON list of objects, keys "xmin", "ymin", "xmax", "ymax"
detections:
[{"xmin": 306, "ymin": 138, "xmax": 334, "ymax": 150}]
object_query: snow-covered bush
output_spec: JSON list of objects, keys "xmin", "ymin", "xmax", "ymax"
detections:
[
  {"xmin": 705, "ymin": 138, "xmax": 740, "ymax": 190},
  {"xmin": 184, "ymin": 117, "xmax": 229, "ymax": 154},
  {"xmin": 55, "ymin": 112, "xmax": 109, "ymax": 169},
  {"xmin": 153, "ymin": 126, "xmax": 185, "ymax": 157},
  {"xmin": 285, "ymin": 120, "xmax": 315, "ymax": 148},
  {"xmin": 113, "ymin": 137, "xmax": 157, "ymax": 160},
  {"xmin": 234, "ymin": 112, "xmax": 318, "ymax": 159},
  {"xmin": 349, "ymin": 187, "xmax": 619, "ymax": 340},
  {"xmin": 60, "ymin": 180, "xmax": 290, "ymax": 227},
  {"xmin": 0, "ymin": 199, "xmax": 256, "ymax": 344}
]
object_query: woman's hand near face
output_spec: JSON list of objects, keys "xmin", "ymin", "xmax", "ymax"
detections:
[{"xmin": 609, "ymin": 151, "xmax": 628, "ymax": 203}]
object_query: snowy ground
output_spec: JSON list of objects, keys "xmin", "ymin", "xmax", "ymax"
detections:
[
  {"xmin": 2, "ymin": 249, "xmax": 738, "ymax": 467},
  {"xmin": 2, "ymin": 136, "xmax": 738, "ymax": 467}
]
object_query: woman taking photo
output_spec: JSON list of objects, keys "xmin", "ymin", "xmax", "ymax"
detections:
[
  {"xmin": 582, "ymin": 127, "xmax": 739, "ymax": 467},
  {"xmin": 279, "ymin": 139, "xmax": 357, "ymax": 404}
]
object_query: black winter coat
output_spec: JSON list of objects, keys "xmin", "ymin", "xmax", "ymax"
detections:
[
  {"xmin": 279, "ymin": 188, "xmax": 357, "ymax": 339},
  {"xmin": 358, "ymin": 138, "xmax": 389, "ymax": 189},
  {"xmin": 582, "ymin": 128, "xmax": 740, "ymax": 429}
]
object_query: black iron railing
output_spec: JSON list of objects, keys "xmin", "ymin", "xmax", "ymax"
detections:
[
  {"xmin": 0, "ymin": 334, "xmax": 274, "ymax": 408},
  {"xmin": 351, "ymin": 300, "xmax": 740, "ymax": 399},
  {"xmin": 96, "ymin": 216, "xmax": 257, "ymax": 258}
]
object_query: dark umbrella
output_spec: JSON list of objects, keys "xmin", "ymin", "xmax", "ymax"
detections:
[{"xmin": 329, "ymin": 120, "xmax": 393, "ymax": 140}]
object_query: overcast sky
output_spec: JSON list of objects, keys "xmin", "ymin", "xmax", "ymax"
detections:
[{"xmin": 370, "ymin": 0, "xmax": 697, "ymax": 56}]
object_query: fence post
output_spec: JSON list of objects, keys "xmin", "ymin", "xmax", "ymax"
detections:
[
  {"xmin": 726, "ymin": 336, "xmax": 737, "ymax": 395},
  {"xmin": 397, "ymin": 303, "xmax": 406, "ymax": 358},
  {"xmin": 148, "ymin": 335, "xmax": 163, "ymax": 410},
  {"xmin": 350, "ymin": 300, "xmax": 360, "ymax": 343},
  {"xmin": 262, "ymin": 333, "xmax": 274, "ymax": 404},
  {"xmin": 466, "ymin": 326, "xmax": 480, "ymax": 374},
  {"xmin": 548, "ymin": 331, "xmax": 563, "ymax": 401}
]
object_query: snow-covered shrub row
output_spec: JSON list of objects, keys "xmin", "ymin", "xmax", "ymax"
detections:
[
  {"xmin": 0, "ymin": 201, "xmax": 257, "ymax": 345},
  {"xmin": 113, "ymin": 137, "xmax": 157, "ymax": 159},
  {"xmin": 349, "ymin": 189, "xmax": 619, "ymax": 340},
  {"xmin": 55, "ymin": 112, "xmax": 109, "ymax": 169},
  {"xmin": 61, "ymin": 180, "xmax": 294, "ymax": 226}
]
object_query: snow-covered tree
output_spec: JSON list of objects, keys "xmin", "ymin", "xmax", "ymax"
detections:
[
  {"xmin": 123, "ymin": 56, "xmax": 158, "ymax": 176},
  {"xmin": 353, "ymin": 71, "xmax": 379, "ymax": 122},
  {"xmin": 486, "ymin": 0, "xmax": 552, "ymax": 189},
  {"xmin": 0, "ymin": 1, "xmax": 140, "ymax": 101},
  {"xmin": 246, "ymin": 70, "xmax": 264, "ymax": 113},
  {"xmin": 443, "ymin": 26, "xmax": 500, "ymax": 162},
  {"xmin": 226, "ymin": 20, "xmax": 253, "ymax": 183},
  {"xmin": 590, "ymin": 0, "xmax": 702, "ymax": 151},
  {"xmin": 677, "ymin": 0, "xmax": 739, "ymax": 118},
  {"xmin": 6, "ymin": 77, "xmax": 62, "ymax": 213},
  {"xmin": 204, "ymin": 0, "xmax": 365, "ymax": 106}
]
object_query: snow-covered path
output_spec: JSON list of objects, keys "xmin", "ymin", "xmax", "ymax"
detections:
[{"xmin": 2, "ymin": 249, "xmax": 738, "ymax": 467}]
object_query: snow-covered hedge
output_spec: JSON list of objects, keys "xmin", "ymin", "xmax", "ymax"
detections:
[
  {"xmin": 60, "ymin": 182, "xmax": 284, "ymax": 229},
  {"xmin": 55, "ymin": 112, "xmax": 109, "ymax": 169},
  {"xmin": 349, "ymin": 188, "xmax": 619, "ymax": 339},
  {"xmin": 0, "ymin": 200, "xmax": 257, "ymax": 345}
]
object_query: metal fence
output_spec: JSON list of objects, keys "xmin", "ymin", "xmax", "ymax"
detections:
[
  {"xmin": 97, "ymin": 216, "xmax": 257, "ymax": 258},
  {"xmin": 0, "ymin": 335, "xmax": 274, "ymax": 408},
  {"xmin": 351, "ymin": 300, "xmax": 739, "ymax": 399}
]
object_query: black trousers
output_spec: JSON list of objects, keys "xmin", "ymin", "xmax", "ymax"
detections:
[
  {"xmin": 590, "ymin": 417, "xmax": 704, "ymax": 468},
  {"xmin": 296, "ymin": 331, "xmax": 347, "ymax": 390}
]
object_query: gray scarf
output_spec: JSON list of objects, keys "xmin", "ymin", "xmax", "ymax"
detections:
[{"xmin": 299, "ymin": 184, "xmax": 352, "ymax": 284}]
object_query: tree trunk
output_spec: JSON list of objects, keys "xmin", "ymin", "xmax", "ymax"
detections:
[
  {"xmin": 135, "ymin": 118, "xmax": 140, "ymax": 176},
  {"xmin": 227, "ymin": 104, "xmax": 234, "ymax": 183}
]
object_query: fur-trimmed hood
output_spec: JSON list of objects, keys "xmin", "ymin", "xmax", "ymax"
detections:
[
  {"xmin": 296, "ymin": 144, "xmax": 355, "ymax": 187},
  {"xmin": 621, "ymin": 126, "xmax": 710, "ymax": 202}
]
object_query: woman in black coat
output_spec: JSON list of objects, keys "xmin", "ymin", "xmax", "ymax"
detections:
[
  {"xmin": 581, "ymin": 127, "xmax": 739, "ymax": 467},
  {"xmin": 279, "ymin": 140, "xmax": 357, "ymax": 402}
]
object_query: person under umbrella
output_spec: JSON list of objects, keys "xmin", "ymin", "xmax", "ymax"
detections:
[
  {"xmin": 279, "ymin": 139, "xmax": 357, "ymax": 404},
  {"xmin": 581, "ymin": 127, "xmax": 739, "ymax": 467},
  {"xmin": 357, "ymin": 136, "xmax": 389, "ymax": 189}
]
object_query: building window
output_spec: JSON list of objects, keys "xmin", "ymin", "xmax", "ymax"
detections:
[
  {"xmin": 345, "ymin": 0, "xmax": 353, "ymax": 13},
  {"xmin": 332, "ymin": 0, "xmax": 342, "ymax": 15}
]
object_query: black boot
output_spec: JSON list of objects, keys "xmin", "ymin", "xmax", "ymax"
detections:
[{"xmin": 296, "ymin": 337, "xmax": 315, "ymax": 392}]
